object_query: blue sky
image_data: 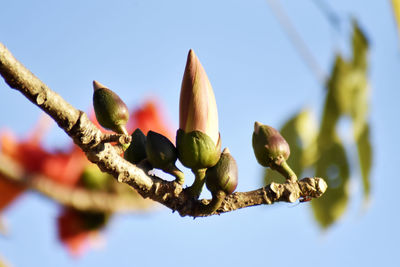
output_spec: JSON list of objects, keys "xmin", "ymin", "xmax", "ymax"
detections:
[{"xmin": 0, "ymin": 0, "xmax": 399, "ymax": 266}]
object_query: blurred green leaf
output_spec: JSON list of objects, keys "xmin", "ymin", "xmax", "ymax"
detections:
[
  {"xmin": 351, "ymin": 20, "xmax": 369, "ymax": 70},
  {"xmin": 312, "ymin": 139, "xmax": 350, "ymax": 228},
  {"xmin": 320, "ymin": 87, "xmax": 340, "ymax": 145},
  {"xmin": 326, "ymin": 55, "xmax": 353, "ymax": 116},
  {"xmin": 310, "ymin": 54, "xmax": 348, "ymax": 228},
  {"xmin": 349, "ymin": 22, "xmax": 372, "ymax": 202},
  {"xmin": 262, "ymin": 19, "xmax": 372, "ymax": 229},
  {"xmin": 356, "ymin": 123, "xmax": 372, "ymax": 200}
]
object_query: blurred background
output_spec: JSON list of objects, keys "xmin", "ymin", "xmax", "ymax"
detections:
[{"xmin": 0, "ymin": 0, "xmax": 399, "ymax": 266}]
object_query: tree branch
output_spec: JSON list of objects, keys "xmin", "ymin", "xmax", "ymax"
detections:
[
  {"xmin": 0, "ymin": 42, "xmax": 327, "ymax": 217},
  {"xmin": 0, "ymin": 154, "xmax": 153, "ymax": 213}
]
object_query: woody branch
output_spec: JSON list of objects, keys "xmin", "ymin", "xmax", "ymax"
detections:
[{"xmin": 0, "ymin": 43, "xmax": 327, "ymax": 217}]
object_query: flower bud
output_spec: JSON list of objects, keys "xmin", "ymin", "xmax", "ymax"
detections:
[
  {"xmin": 205, "ymin": 148, "xmax": 238, "ymax": 195},
  {"xmin": 252, "ymin": 122, "xmax": 297, "ymax": 182},
  {"xmin": 176, "ymin": 49, "xmax": 221, "ymax": 170},
  {"xmin": 124, "ymin": 128, "xmax": 147, "ymax": 164},
  {"xmin": 146, "ymin": 131, "xmax": 177, "ymax": 169},
  {"xmin": 145, "ymin": 131, "xmax": 184, "ymax": 184},
  {"xmin": 252, "ymin": 122, "xmax": 290, "ymax": 167},
  {"xmin": 93, "ymin": 80, "xmax": 129, "ymax": 135},
  {"xmin": 176, "ymin": 129, "xmax": 221, "ymax": 170}
]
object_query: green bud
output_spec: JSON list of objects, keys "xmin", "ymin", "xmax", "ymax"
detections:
[
  {"xmin": 124, "ymin": 128, "xmax": 147, "ymax": 164},
  {"xmin": 146, "ymin": 131, "xmax": 177, "ymax": 169},
  {"xmin": 252, "ymin": 122, "xmax": 297, "ymax": 182},
  {"xmin": 176, "ymin": 129, "xmax": 221, "ymax": 170},
  {"xmin": 93, "ymin": 80, "xmax": 129, "ymax": 135},
  {"xmin": 252, "ymin": 122, "xmax": 290, "ymax": 167},
  {"xmin": 205, "ymin": 148, "xmax": 238, "ymax": 195},
  {"xmin": 146, "ymin": 131, "xmax": 184, "ymax": 184}
]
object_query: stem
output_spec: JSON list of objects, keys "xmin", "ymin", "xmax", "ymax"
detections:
[
  {"xmin": 197, "ymin": 190, "xmax": 226, "ymax": 214},
  {"xmin": 116, "ymin": 125, "xmax": 130, "ymax": 151},
  {"xmin": 275, "ymin": 160, "xmax": 297, "ymax": 182},
  {"xmin": 187, "ymin": 168, "xmax": 207, "ymax": 199},
  {"xmin": 270, "ymin": 160, "xmax": 297, "ymax": 183},
  {"xmin": 116, "ymin": 124, "xmax": 129, "ymax": 136},
  {"xmin": 167, "ymin": 165, "xmax": 185, "ymax": 185}
]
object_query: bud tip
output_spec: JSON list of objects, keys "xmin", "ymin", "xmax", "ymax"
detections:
[
  {"xmin": 93, "ymin": 80, "xmax": 107, "ymax": 91},
  {"xmin": 254, "ymin": 121, "xmax": 262, "ymax": 134},
  {"xmin": 188, "ymin": 49, "xmax": 195, "ymax": 59}
]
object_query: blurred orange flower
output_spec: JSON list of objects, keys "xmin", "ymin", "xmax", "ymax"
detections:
[{"xmin": 128, "ymin": 99, "xmax": 174, "ymax": 142}]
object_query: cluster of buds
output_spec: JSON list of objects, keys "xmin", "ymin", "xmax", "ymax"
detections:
[
  {"xmin": 176, "ymin": 50, "xmax": 224, "ymax": 199},
  {"xmin": 93, "ymin": 81, "xmax": 184, "ymax": 183},
  {"xmin": 92, "ymin": 49, "xmax": 298, "ymax": 212}
]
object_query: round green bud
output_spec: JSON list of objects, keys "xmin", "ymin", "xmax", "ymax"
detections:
[
  {"xmin": 124, "ymin": 128, "xmax": 147, "ymax": 164},
  {"xmin": 252, "ymin": 122, "xmax": 290, "ymax": 167},
  {"xmin": 93, "ymin": 81, "xmax": 129, "ymax": 135},
  {"xmin": 176, "ymin": 129, "xmax": 221, "ymax": 170},
  {"xmin": 205, "ymin": 148, "xmax": 238, "ymax": 195},
  {"xmin": 146, "ymin": 131, "xmax": 178, "ymax": 170}
]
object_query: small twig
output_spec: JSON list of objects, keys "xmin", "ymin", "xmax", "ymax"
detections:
[
  {"xmin": 101, "ymin": 133, "xmax": 131, "ymax": 145},
  {"xmin": 189, "ymin": 177, "xmax": 327, "ymax": 217}
]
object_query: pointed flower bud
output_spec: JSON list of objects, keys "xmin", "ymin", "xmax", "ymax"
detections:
[
  {"xmin": 93, "ymin": 80, "xmax": 129, "ymax": 135},
  {"xmin": 205, "ymin": 148, "xmax": 238, "ymax": 195},
  {"xmin": 176, "ymin": 50, "xmax": 221, "ymax": 170},
  {"xmin": 179, "ymin": 49, "xmax": 219, "ymax": 143},
  {"xmin": 124, "ymin": 128, "xmax": 147, "ymax": 164},
  {"xmin": 252, "ymin": 122, "xmax": 296, "ymax": 182},
  {"xmin": 146, "ymin": 131, "xmax": 184, "ymax": 184}
]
